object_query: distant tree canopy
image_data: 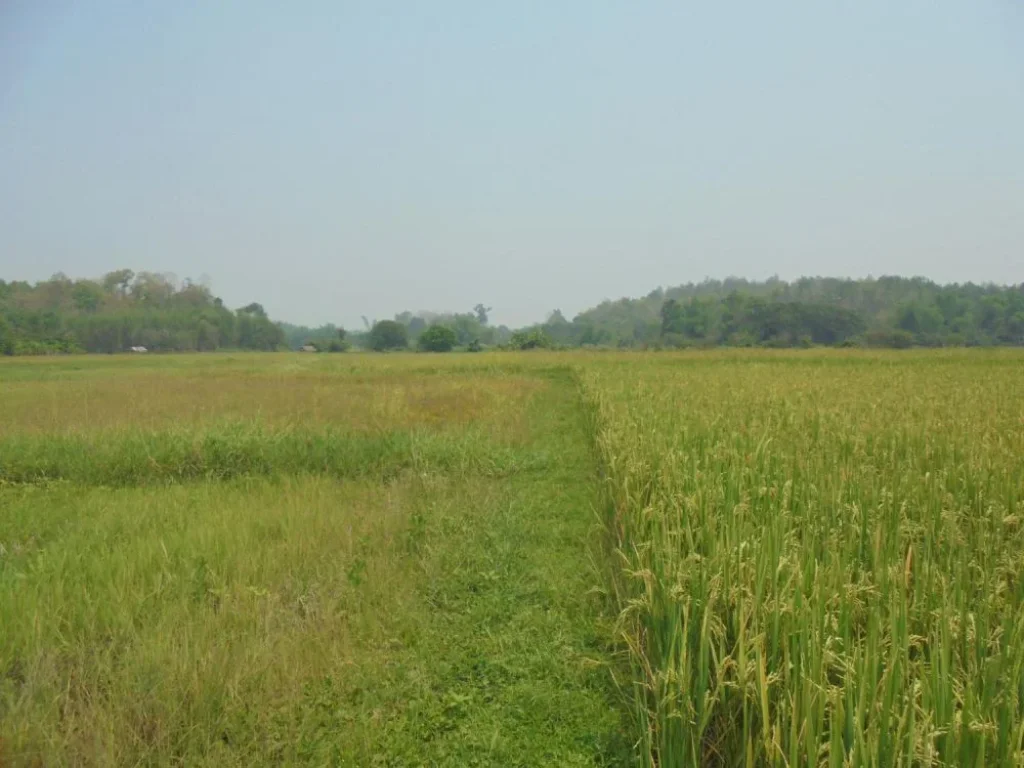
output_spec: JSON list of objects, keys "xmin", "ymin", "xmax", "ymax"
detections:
[
  {"xmin": 367, "ymin": 320, "xmax": 408, "ymax": 351},
  {"xmin": 512, "ymin": 277, "xmax": 1024, "ymax": 349},
  {"xmin": 0, "ymin": 271, "xmax": 284, "ymax": 354},
  {"xmin": 3, "ymin": 273, "xmax": 1022, "ymax": 355},
  {"xmin": 509, "ymin": 328, "xmax": 553, "ymax": 350},
  {"xmin": 299, "ymin": 328, "xmax": 350, "ymax": 353},
  {"xmin": 278, "ymin": 322, "xmax": 351, "ymax": 352},
  {"xmin": 660, "ymin": 297, "xmax": 866, "ymax": 347},
  {"xmin": 387, "ymin": 304, "xmax": 512, "ymax": 349},
  {"xmin": 417, "ymin": 324, "xmax": 458, "ymax": 352},
  {"xmin": 473, "ymin": 303, "xmax": 492, "ymax": 325}
]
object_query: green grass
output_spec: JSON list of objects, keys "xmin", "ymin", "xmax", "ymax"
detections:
[
  {"xmin": 0, "ymin": 360, "xmax": 630, "ymax": 766},
  {"xmin": 0, "ymin": 424, "xmax": 543, "ymax": 486}
]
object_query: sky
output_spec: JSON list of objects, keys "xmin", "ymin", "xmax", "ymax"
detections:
[{"xmin": 1, "ymin": 1, "xmax": 1022, "ymax": 328}]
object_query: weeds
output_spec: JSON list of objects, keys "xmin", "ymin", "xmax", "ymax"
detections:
[
  {"xmin": 0, "ymin": 353, "xmax": 628, "ymax": 766},
  {"xmin": 0, "ymin": 423, "xmax": 542, "ymax": 486}
]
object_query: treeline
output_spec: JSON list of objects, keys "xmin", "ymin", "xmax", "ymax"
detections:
[
  {"xmin": 4, "ymin": 272, "xmax": 1023, "ymax": 355},
  {"xmin": 529, "ymin": 276, "xmax": 1024, "ymax": 348},
  {"xmin": 383, "ymin": 305, "xmax": 513, "ymax": 349},
  {"xmin": 0, "ymin": 271, "xmax": 284, "ymax": 354},
  {"xmin": 282, "ymin": 305, "xmax": 515, "ymax": 353}
]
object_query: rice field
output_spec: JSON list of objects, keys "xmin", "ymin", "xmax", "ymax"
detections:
[
  {"xmin": 1, "ymin": 350, "xmax": 1023, "ymax": 766},
  {"xmin": 580, "ymin": 350, "xmax": 1024, "ymax": 766}
]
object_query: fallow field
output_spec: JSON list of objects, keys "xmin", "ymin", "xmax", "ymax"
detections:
[{"xmin": 1, "ymin": 350, "xmax": 1022, "ymax": 766}]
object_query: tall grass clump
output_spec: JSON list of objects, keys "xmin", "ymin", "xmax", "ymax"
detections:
[
  {"xmin": 0, "ymin": 423, "xmax": 541, "ymax": 486},
  {"xmin": 580, "ymin": 351, "xmax": 1024, "ymax": 766}
]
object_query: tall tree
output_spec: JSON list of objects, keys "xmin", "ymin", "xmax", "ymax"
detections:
[
  {"xmin": 102, "ymin": 269, "xmax": 135, "ymax": 296},
  {"xmin": 368, "ymin": 320, "xmax": 408, "ymax": 351}
]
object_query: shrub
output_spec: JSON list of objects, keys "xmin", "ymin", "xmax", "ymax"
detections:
[
  {"xmin": 368, "ymin": 320, "xmax": 408, "ymax": 351},
  {"xmin": 417, "ymin": 324, "xmax": 457, "ymax": 353},
  {"xmin": 508, "ymin": 329, "xmax": 553, "ymax": 350}
]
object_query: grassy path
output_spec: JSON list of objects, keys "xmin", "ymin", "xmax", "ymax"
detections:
[
  {"xmin": 0, "ymin": 368, "xmax": 631, "ymax": 766},
  {"xmin": 339, "ymin": 368, "xmax": 632, "ymax": 765}
]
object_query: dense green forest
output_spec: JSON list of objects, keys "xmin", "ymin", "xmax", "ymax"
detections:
[
  {"xmin": 527, "ymin": 276, "xmax": 1024, "ymax": 349},
  {"xmin": 0, "ymin": 271, "xmax": 284, "ymax": 354},
  {"xmin": 2, "ymin": 272, "xmax": 1022, "ymax": 354}
]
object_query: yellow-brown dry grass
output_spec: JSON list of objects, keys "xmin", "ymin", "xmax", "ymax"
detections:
[{"xmin": 1, "ymin": 370, "xmax": 540, "ymax": 434}]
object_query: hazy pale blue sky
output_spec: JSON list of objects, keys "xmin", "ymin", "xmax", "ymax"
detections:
[{"xmin": 2, "ymin": 1, "xmax": 1022, "ymax": 327}]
